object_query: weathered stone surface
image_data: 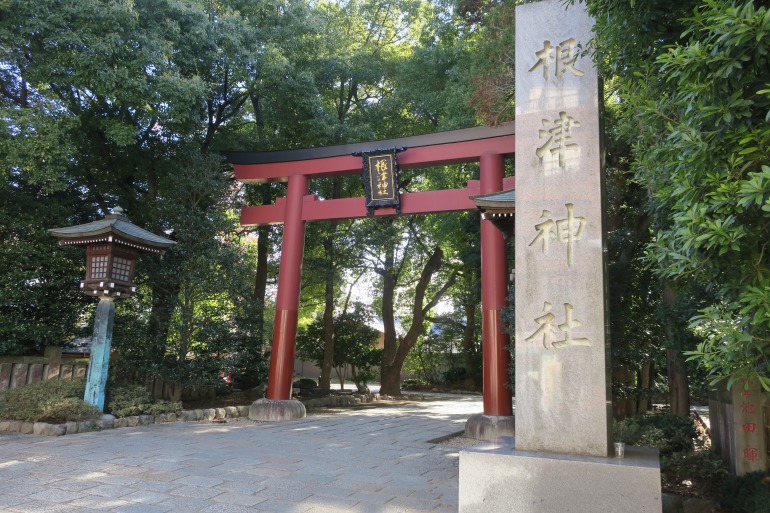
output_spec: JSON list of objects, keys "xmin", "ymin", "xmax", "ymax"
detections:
[
  {"xmin": 0, "ymin": 420, "xmax": 10, "ymax": 432},
  {"xmin": 115, "ymin": 417, "xmax": 129, "ymax": 428},
  {"xmin": 215, "ymin": 408, "xmax": 226, "ymax": 419},
  {"xmin": 127, "ymin": 416, "xmax": 140, "ymax": 427},
  {"xmin": 8, "ymin": 420, "xmax": 22, "ymax": 432},
  {"xmin": 167, "ymin": 412, "xmax": 177, "ymax": 422},
  {"xmin": 459, "ymin": 440, "xmax": 661, "ymax": 513},
  {"xmin": 20, "ymin": 422, "xmax": 34, "ymax": 434},
  {"xmin": 77, "ymin": 420, "xmax": 94, "ymax": 432},
  {"xmin": 65, "ymin": 421, "xmax": 80, "ymax": 434},
  {"xmin": 249, "ymin": 399, "xmax": 306, "ymax": 422},
  {"xmin": 236, "ymin": 406, "xmax": 249, "ymax": 417},
  {"xmin": 245, "ymin": 384, "xmax": 267, "ymax": 400},
  {"xmin": 139, "ymin": 414, "xmax": 154, "ymax": 425},
  {"xmin": 202, "ymin": 409, "xmax": 215, "ymax": 421},
  {"xmin": 464, "ymin": 414, "xmax": 515, "ymax": 441},
  {"xmin": 99, "ymin": 414, "xmax": 115, "ymax": 429},
  {"xmin": 224, "ymin": 407, "xmax": 238, "ymax": 418},
  {"xmin": 514, "ymin": 0, "xmax": 610, "ymax": 458},
  {"xmin": 34, "ymin": 422, "xmax": 66, "ymax": 436},
  {"xmin": 156, "ymin": 413, "xmax": 168, "ymax": 423}
]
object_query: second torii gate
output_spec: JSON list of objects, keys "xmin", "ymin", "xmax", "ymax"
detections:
[{"xmin": 229, "ymin": 123, "xmax": 515, "ymax": 430}]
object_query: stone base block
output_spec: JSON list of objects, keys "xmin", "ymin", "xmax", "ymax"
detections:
[
  {"xmin": 459, "ymin": 437, "xmax": 661, "ymax": 513},
  {"xmin": 464, "ymin": 414, "xmax": 515, "ymax": 440},
  {"xmin": 249, "ymin": 399, "xmax": 306, "ymax": 422}
]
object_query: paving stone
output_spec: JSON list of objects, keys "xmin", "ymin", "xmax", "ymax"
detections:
[
  {"xmin": 28, "ymin": 488, "xmax": 85, "ymax": 502},
  {"xmin": 210, "ymin": 492, "xmax": 263, "ymax": 507},
  {"xmin": 168, "ymin": 484, "xmax": 223, "ymax": 499},
  {"xmin": 252, "ymin": 498, "xmax": 311, "ymax": 512},
  {"xmin": 69, "ymin": 496, "xmax": 133, "ymax": 510},
  {"xmin": 120, "ymin": 490, "xmax": 171, "ymax": 504},
  {"xmin": 112, "ymin": 503, "xmax": 171, "ymax": 513},
  {"xmin": 171, "ymin": 474, "xmax": 224, "ymax": 487},
  {"xmin": 0, "ymin": 393, "xmax": 482, "ymax": 513}
]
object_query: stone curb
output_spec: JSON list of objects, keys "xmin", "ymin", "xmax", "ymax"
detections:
[{"xmin": 0, "ymin": 392, "xmax": 392, "ymax": 437}]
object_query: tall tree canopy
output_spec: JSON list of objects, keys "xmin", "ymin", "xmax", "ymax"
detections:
[{"xmin": 580, "ymin": 0, "xmax": 770, "ymax": 390}]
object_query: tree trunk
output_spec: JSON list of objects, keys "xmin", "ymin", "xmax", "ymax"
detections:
[
  {"xmin": 667, "ymin": 349, "xmax": 690, "ymax": 417},
  {"xmin": 637, "ymin": 361, "xmax": 654, "ymax": 413},
  {"xmin": 379, "ymin": 246, "xmax": 457, "ymax": 396},
  {"xmin": 253, "ymin": 224, "xmax": 270, "ymax": 345},
  {"xmin": 663, "ymin": 285, "xmax": 690, "ymax": 417},
  {"xmin": 462, "ymin": 301, "xmax": 478, "ymax": 386},
  {"xmin": 319, "ymin": 257, "xmax": 335, "ymax": 391},
  {"xmin": 319, "ymin": 181, "xmax": 342, "ymax": 391}
]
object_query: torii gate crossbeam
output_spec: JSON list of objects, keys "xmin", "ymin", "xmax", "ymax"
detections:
[{"xmin": 229, "ymin": 123, "xmax": 515, "ymax": 417}]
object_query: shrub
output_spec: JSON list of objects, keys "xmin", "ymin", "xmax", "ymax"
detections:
[
  {"xmin": 105, "ymin": 382, "xmax": 181, "ymax": 418},
  {"xmin": 720, "ymin": 471, "xmax": 770, "ymax": 513},
  {"xmin": 614, "ymin": 414, "xmax": 697, "ymax": 455},
  {"xmin": 401, "ymin": 378, "xmax": 429, "ymax": 389},
  {"xmin": 442, "ymin": 367, "xmax": 467, "ymax": 385},
  {"xmin": 0, "ymin": 377, "xmax": 100, "ymax": 422},
  {"xmin": 663, "ymin": 450, "xmax": 728, "ymax": 480}
]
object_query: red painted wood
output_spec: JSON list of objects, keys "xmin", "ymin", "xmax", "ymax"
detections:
[
  {"xmin": 235, "ymin": 135, "xmax": 515, "ymax": 183},
  {"xmin": 267, "ymin": 175, "xmax": 308, "ymax": 401},
  {"xmin": 480, "ymin": 152, "xmax": 513, "ymax": 417},
  {"xmin": 240, "ymin": 177, "xmax": 516, "ymax": 227}
]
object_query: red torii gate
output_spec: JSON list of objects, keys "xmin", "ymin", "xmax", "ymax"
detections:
[{"xmin": 230, "ymin": 123, "xmax": 515, "ymax": 419}]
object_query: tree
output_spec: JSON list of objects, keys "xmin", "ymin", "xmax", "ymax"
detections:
[
  {"xmin": 0, "ymin": 176, "xmax": 91, "ymax": 355},
  {"xmin": 296, "ymin": 304, "xmax": 382, "ymax": 392},
  {"xmin": 355, "ymin": 214, "xmax": 459, "ymax": 396},
  {"xmin": 581, "ymin": 0, "xmax": 770, "ymax": 391}
]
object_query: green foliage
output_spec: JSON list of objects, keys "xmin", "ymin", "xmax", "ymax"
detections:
[
  {"xmin": 720, "ymin": 471, "xmax": 770, "ymax": 513},
  {"xmin": 105, "ymin": 383, "xmax": 181, "ymax": 419},
  {"xmin": 401, "ymin": 378, "xmax": 429, "ymax": 388},
  {"xmin": 613, "ymin": 414, "xmax": 697, "ymax": 455},
  {"xmin": 0, "ymin": 177, "xmax": 91, "ymax": 356},
  {"xmin": 583, "ymin": 0, "xmax": 770, "ymax": 388},
  {"xmin": 0, "ymin": 378, "xmax": 99, "ymax": 423},
  {"xmin": 662, "ymin": 450, "xmax": 728, "ymax": 484},
  {"xmin": 296, "ymin": 304, "xmax": 382, "ymax": 390},
  {"xmin": 404, "ymin": 334, "xmax": 455, "ymax": 384}
]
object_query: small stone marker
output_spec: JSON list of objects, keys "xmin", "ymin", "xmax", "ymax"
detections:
[
  {"xmin": 734, "ymin": 379, "xmax": 767, "ymax": 474},
  {"xmin": 514, "ymin": 0, "xmax": 611, "ymax": 457}
]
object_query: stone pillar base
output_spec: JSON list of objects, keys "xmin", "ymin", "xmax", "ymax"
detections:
[
  {"xmin": 459, "ymin": 437, "xmax": 661, "ymax": 513},
  {"xmin": 248, "ymin": 399, "xmax": 306, "ymax": 422},
  {"xmin": 465, "ymin": 414, "xmax": 515, "ymax": 440}
]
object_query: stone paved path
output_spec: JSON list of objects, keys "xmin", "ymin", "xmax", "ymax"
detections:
[{"xmin": 0, "ymin": 394, "xmax": 482, "ymax": 513}]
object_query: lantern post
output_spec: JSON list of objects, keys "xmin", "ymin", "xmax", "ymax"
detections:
[{"xmin": 49, "ymin": 207, "xmax": 175, "ymax": 411}]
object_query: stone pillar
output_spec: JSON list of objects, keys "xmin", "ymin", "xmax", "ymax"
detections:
[
  {"xmin": 266, "ymin": 174, "xmax": 308, "ymax": 401},
  {"xmin": 84, "ymin": 298, "xmax": 116, "ymax": 412},
  {"xmin": 513, "ymin": 0, "xmax": 611, "ymax": 457},
  {"xmin": 460, "ymin": 2, "xmax": 660, "ymax": 512}
]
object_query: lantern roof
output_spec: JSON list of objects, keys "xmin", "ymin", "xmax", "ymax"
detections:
[
  {"xmin": 470, "ymin": 188, "xmax": 515, "ymax": 239},
  {"xmin": 469, "ymin": 188, "xmax": 516, "ymax": 209},
  {"xmin": 48, "ymin": 207, "xmax": 175, "ymax": 254}
]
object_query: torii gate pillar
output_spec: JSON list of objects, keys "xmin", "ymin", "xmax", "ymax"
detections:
[
  {"xmin": 479, "ymin": 153, "xmax": 513, "ymax": 417},
  {"xmin": 463, "ymin": 153, "xmax": 516, "ymax": 439},
  {"xmin": 267, "ymin": 174, "xmax": 308, "ymax": 401}
]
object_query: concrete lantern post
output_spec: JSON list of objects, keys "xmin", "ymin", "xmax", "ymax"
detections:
[{"xmin": 49, "ymin": 207, "xmax": 175, "ymax": 411}]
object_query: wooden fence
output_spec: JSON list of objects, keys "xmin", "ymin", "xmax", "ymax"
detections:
[
  {"xmin": 0, "ymin": 347, "xmax": 214, "ymax": 403},
  {"xmin": 0, "ymin": 346, "xmax": 88, "ymax": 391}
]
